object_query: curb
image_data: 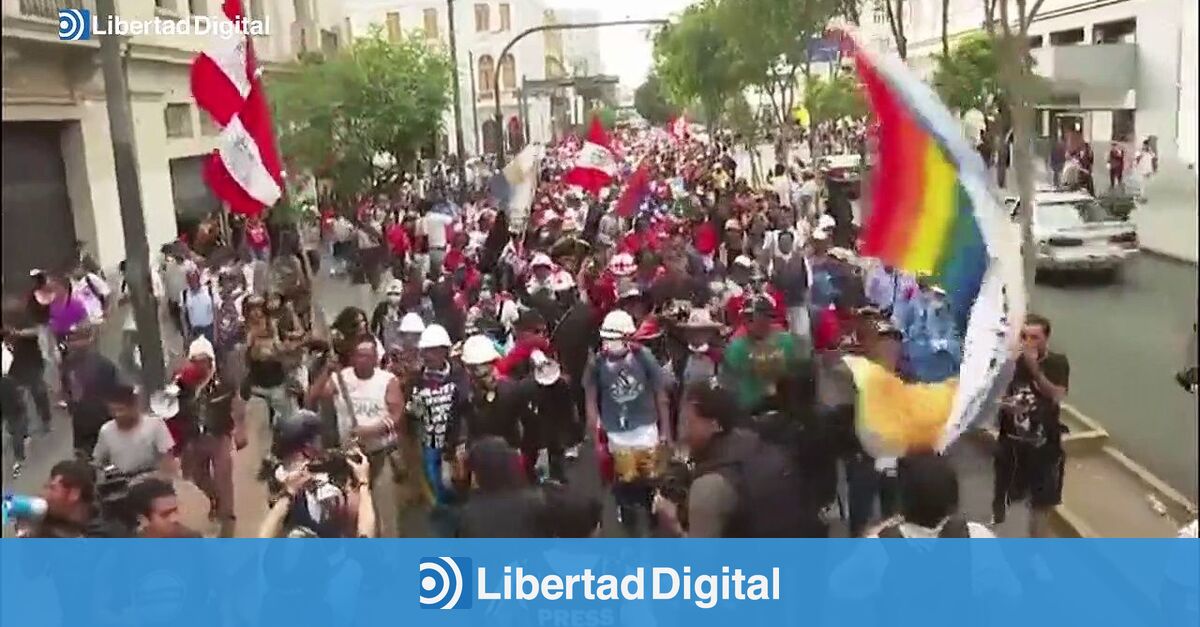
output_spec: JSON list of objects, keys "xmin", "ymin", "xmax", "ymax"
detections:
[{"xmin": 1139, "ymin": 246, "xmax": 1200, "ymax": 266}]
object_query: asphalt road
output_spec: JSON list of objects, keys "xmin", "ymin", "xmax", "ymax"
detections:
[{"xmin": 1030, "ymin": 254, "xmax": 1199, "ymax": 500}]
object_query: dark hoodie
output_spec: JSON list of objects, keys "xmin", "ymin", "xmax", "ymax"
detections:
[{"xmin": 456, "ymin": 437, "xmax": 547, "ymax": 538}]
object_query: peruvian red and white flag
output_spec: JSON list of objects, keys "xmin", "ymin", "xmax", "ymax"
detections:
[
  {"xmin": 562, "ymin": 115, "xmax": 616, "ymax": 196},
  {"xmin": 190, "ymin": 0, "xmax": 283, "ymax": 217}
]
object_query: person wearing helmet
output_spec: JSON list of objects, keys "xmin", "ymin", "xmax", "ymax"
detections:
[
  {"xmin": 306, "ymin": 334, "xmax": 405, "ymax": 537},
  {"xmin": 370, "ymin": 279, "xmax": 408, "ymax": 351},
  {"xmin": 583, "ymin": 309, "xmax": 671, "ymax": 537},
  {"xmin": 518, "ymin": 350, "xmax": 574, "ymax": 483},
  {"xmin": 721, "ymin": 294, "xmax": 804, "ymax": 414},
  {"xmin": 461, "ymin": 334, "xmax": 522, "ymax": 449},
  {"xmin": 406, "ymin": 324, "xmax": 472, "ymax": 534}
]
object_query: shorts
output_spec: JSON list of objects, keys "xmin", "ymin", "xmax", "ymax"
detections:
[{"xmin": 608, "ymin": 424, "xmax": 659, "ymax": 484}]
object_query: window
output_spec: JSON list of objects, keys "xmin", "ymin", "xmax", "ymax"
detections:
[
  {"xmin": 248, "ymin": 0, "xmax": 265, "ymax": 23},
  {"xmin": 322, "ymin": 29, "xmax": 339, "ymax": 54},
  {"xmin": 1028, "ymin": 35, "xmax": 1043, "ymax": 49},
  {"xmin": 475, "ymin": 4, "xmax": 490, "ymax": 32},
  {"xmin": 1093, "ymin": 18, "xmax": 1136, "ymax": 44},
  {"xmin": 499, "ymin": 3, "xmax": 511, "ymax": 31},
  {"xmin": 165, "ymin": 104, "xmax": 194, "ymax": 138},
  {"xmin": 386, "ymin": 11, "xmax": 402, "ymax": 41},
  {"xmin": 199, "ymin": 112, "xmax": 220, "ymax": 137},
  {"xmin": 423, "ymin": 8, "xmax": 438, "ymax": 38},
  {"xmin": 478, "ymin": 55, "xmax": 495, "ymax": 95},
  {"xmin": 500, "ymin": 54, "xmax": 516, "ymax": 90},
  {"xmin": 188, "ymin": 0, "xmax": 206, "ymax": 17},
  {"xmin": 293, "ymin": 0, "xmax": 311, "ymax": 22},
  {"xmin": 872, "ymin": 0, "xmax": 887, "ymax": 25},
  {"xmin": 1049, "ymin": 28, "xmax": 1084, "ymax": 46},
  {"xmin": 155, "ymin": 0, "xmax": 178, "ymax": 13}
]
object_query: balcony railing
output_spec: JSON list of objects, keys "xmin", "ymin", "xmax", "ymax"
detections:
[{"xmin": 18, "ymin": 0, "xmax": 91, "ymax": 20}]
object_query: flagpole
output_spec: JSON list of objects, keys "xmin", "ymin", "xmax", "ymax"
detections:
[{"xmin": 97, "ymin": 0, "xmax": 166, "ymax": 392}]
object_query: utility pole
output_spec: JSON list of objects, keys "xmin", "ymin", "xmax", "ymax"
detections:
[
  {"xmin": 96, "ymin": 0, "xmax": 166, "ymax": 393},
  {"xmin": 446, "ymin": 0, "xmax": 467, "ymax": 184},
  {"xmin": 468, "ymin": 51, "xmax": 481, "ymax": 154}
]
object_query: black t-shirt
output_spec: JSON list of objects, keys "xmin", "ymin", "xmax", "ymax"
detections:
[
  {"xmin": 6, "ymin": 332, "xmax": 44, "ymax": 380},
  {"xmin": 63, "ymin": 351, "xmax": 121, "ymax": 436},
  {"xmin": 999, "ymin": 351, "xmax": 1070, "ymax": 447}
]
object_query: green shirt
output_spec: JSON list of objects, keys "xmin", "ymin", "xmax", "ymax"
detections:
[{"xmin": 721, "ymin": 332, "xmax": 801, "ymax": 412}]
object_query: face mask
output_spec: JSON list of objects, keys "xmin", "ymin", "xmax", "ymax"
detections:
[
  {"xmin": 388, "ymin": 295, "xmax": 402, "ymax": 305},
  {"xmin": 479, "ymin": 290, "xmax": 493, "ymax": 302},
  {"xmin": 688, "ymin": 342, "xmax": 710, "ymax": 354},
  {"xmin": 470, "ymin": 364, "xmax": 494, "ymax": 381},
  {"xmin": 602, "ymin": 340, "xmax": 629, "ymax": 357}
]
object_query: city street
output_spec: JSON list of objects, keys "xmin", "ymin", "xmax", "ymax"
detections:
[
  {"xmin": 1032, "ymin": 254, "xmax": 1199, "ymax": 500},
  {"xmin": 2, "ymin": 271, "xmax": 1031, "ymax": 537}
]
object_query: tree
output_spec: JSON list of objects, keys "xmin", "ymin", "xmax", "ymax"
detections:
[
  {"xmin": 884, "ymin": 0, "xmax": 908, "ymax": 60},
  {"xmin": 269, "ymin": 28, "xmax": 452, "ymax": 211},
  {"xmin": 633, "ymin": 73, "xmax": 680, "ymax": 125},
  {"xmin": 715, "ymin": 0, "xmax": 842, "ymax": 147},
  {"xmin": 992, "ymin": 0, "xmax": 1048, "ymax": 293},
  {"xmin": 941, "ymin": 0, "xmax": 951, "ymax": 57},
  {"xmin": 722, "ymin": 94, "xmax": 764, "ymax": 183},
  {"xmin": 933, "ymin": 33, "xmax": 1002, "ymax": 122},
  {"xmin": 652, "ymin": 0, "xmax": 742, "ymax": 125},
  {"xmin": 805, "ymin": 73, "xmax": 867, "ymax": 124}
]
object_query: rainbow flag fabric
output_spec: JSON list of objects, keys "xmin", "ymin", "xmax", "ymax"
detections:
[{"xmin": 847, "ymin": 35, "xmax": 1026, "ymax": 455}]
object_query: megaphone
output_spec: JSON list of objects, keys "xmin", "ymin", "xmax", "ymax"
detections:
[{"xmin": 149, "ymin": 383, "xmax": 182, "ymax": 418}]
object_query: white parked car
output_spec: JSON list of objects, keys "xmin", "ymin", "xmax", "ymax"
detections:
[{"xmin": 1006, "ymin": 189, "xmax": 1139, "ymax": 279}]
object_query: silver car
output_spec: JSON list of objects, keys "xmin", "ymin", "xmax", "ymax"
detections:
[{"xmin": 1007, "ymin": 190, "xmax": 1139, "ymax": 280}]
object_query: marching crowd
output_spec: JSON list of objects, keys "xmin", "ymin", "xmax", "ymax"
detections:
[{"xmin": 3, "ymin": 120, "xmax": 1080, "ymax": 540}]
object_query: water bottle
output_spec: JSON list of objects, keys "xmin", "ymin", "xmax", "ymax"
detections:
[{"xmin": 2, "ymin": 494, "xmax": 48, "ymax": 526}]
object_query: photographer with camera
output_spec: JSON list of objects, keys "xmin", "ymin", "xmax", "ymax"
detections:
[
  {"xmin": 653, "ymin": 379, "xmax": 826, "ymax": 538},
  {"xmin": 94, "ymin": 383, "xmax": 176, "ymax": 479},
  {"xmin": 257, "ymin": 410, "xmax": 376, "ymax": 537}
]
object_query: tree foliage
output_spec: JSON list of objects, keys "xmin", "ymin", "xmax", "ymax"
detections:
[
  {"xmin": 633, "ymin": 73, "xmax": 680, "ymax": 125},
  {"xmin": 269, "ymin": 28, "xmax": 452, "ymax": 210},
  {"xmin": 805, "ymin": 73, "xmax": 866, "ymax": 124},
  {"xmin": 932, "ymin": 33, "xmax": 1003, "ymax": 120},
  {"xmin": 652, "ymin": 1, "xmax": 742, "ymax": 125}
]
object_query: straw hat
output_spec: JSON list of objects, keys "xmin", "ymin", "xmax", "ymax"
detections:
[{"xmin": 678, "ymin": 307, "xmax": 724, "ymax": 330}]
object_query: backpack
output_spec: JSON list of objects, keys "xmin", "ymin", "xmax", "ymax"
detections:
[
  {"xmin": 701, "ymin": 431, "xmax": 825, "ymax": 538},
  {"xmin": 876, "ymin": 516, "xmax": 971, "ymax": 538},
  {"xmin": 214, "ymin": 293, "xmax": 245, "ymax": 350},
  {"xmin": 84, "ymin": 274, "xmax": 109, "ymax": 310}
]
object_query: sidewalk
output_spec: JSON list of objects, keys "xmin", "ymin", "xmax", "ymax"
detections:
[{"xmin": 1129, "ymin": 165, "xmax": 1199, "ymax": 264}]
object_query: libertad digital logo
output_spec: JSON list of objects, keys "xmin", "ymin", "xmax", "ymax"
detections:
[
  {"xmin": 419, "ymin": 557, "xmax": 474, "ymax": 610},
  {"xmin": 58, "ymin": 8, "xmax": 91, "ymax": 41}
]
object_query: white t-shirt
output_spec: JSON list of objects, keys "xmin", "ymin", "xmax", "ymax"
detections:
[
  {"xmin": 92, "ymin": 416, "xmax": 174, "ymax": 475},
  {"xmin": 865, "ymin": 519, "xmax": 996, "ymax": 539},
  {"xmin": 421, "ymin": 213, "xmax": 454, "ymax": 249},
  {"xmin": 332, "ymin": 368, "xmax": 397, "ymax": 453},
  {"xmin": 73, "ymin": 273, "xmax": 110, "ymax": 324}
]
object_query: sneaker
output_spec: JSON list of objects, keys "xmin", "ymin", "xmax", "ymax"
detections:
[
  {"xmin": 56, "ymin": 400, "xmax": 68, "ymax": 409},
  {"xmin": 564, "ymin": 445, "xmax": 580, "ymax": 460},
  {"xmin": 11, "ymin": 462, "xmax": 22, "ymax": 478}
]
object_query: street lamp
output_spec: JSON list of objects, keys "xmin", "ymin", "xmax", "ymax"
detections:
[{"xmin": 492, "ymin": 19, "xmax": 668, "ymax": 166}]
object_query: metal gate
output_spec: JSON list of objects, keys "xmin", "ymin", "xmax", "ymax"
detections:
[{"xmin": 2, "ymin": 122, "xmax": 78, "ymax": 294}]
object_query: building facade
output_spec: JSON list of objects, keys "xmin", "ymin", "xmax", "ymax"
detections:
[
  {"xmin": 859, "ymin": 0, "xmax": 1197, "ymax": 168},
  {"xmin": 347, "ymin": 0, "xmax": 607, "ymax": 157},
  {"xmin": 1, "ymin": 0, "xmax": 347, "ymax": 287}
]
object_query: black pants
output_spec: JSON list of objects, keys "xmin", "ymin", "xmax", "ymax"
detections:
[
  {"xmin": 845, "ymin": 452, "xmax": 899, "ymax": 537},
  {"xmin": 992, "ymin": 437, "xmax": 1065, "ymax": 522},
  {"xmin": 520, "ymin": 445, "xmax": 565, "ymax": 484},
  {"xmin": 10, "ymin": 372, "xmax": 51, "ymax": 429}
]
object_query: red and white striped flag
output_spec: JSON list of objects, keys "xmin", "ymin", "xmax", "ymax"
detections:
[
  {"xmin": 190, "ymin": 0, "xmax": 283, "ymax": 217},
  {"xmin": 562, "ymin": 115, "xmax": 616, "ymax": 196}
]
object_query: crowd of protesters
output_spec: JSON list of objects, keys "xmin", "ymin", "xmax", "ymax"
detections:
[{"xmin": 2, "ymin": 117, "xmax": 1091, "ymax": 540}]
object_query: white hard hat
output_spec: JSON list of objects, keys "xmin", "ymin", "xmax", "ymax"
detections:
[
  {"xmin": 550, "ymin": 269, "xmax": 576, "ymax": 292},
  {"xmin": 418, "ymin": 324, "xmax": 452, "ymax": 349},
  {"xmin": 599, "ymin": 309, "xmax": 637, "ymax": 339},
  {"xmin": 385, "ymin": 278, "xmax": 404, "ymax": 295},
  {"xmin": 461, "ymin": 334, "xmax": 501, "ymax": 365},
  {"xmin": 530, "ymin": 253, "xmax": 554, "ymax": 269},
  {"xmin": 399, "ymin": 312, "xmax": 426, "ymax": 334},
  {"xmin": 188, "ymin": 336, "xmax": 215, "ymax": 360}
]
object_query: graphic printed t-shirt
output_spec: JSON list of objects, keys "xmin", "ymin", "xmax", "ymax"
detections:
[
  {"xmin": 585, "ymin": 347, "xmax": 662, "ymax": 434},
  {"xmin": 999, "ymin": 352, "xmax": 1070, "ymax": 447}
]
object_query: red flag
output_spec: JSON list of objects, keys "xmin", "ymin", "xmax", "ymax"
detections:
[
  {"xmin": 190, "ymin": 0, "xmax": 282, "ymax": 218},
  {"xmin": 668, "ymin": 116, "xmax": 689, "ymax": 142},
  {"xmin": 615, "ymin": 162, "xmax": 651, "ymax": 218},
  {"xmin": 562, "ymin": 115, "xmax": 616, "ymax": 196}
]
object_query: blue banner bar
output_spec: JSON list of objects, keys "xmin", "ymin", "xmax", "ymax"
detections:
[{"xmin": 1, "ymin": 540, "xmax": 1196, "ymax": 626}]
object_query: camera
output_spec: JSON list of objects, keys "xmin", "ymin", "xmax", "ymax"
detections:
[{"xmin": 654, "ymin": 458, "xmax": 694, "ymax": 531}]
